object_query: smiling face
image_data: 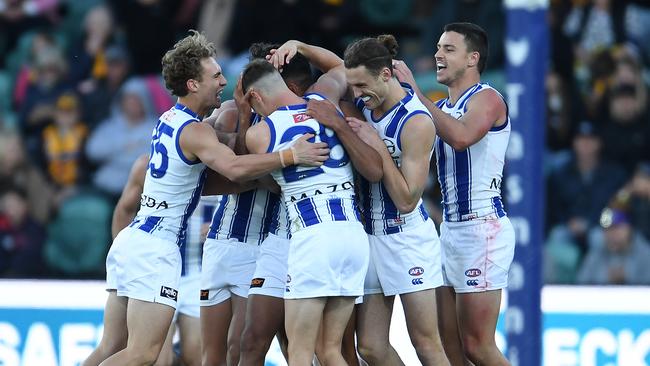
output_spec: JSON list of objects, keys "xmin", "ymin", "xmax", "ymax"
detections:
[
  {"xmin": 345, "ymin": 65, "xmax": 390, "ymax": 110},
  {"xmin": 194, "ymin": 57, "xmax": 227, "ymax": 110},
  {"xmin": 434, "ymin": 31, "xmax": 478, "ymax": 86}
]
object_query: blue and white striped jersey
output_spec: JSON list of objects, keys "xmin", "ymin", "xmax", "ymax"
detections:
[
  {"xmin": 206, "ymin": 113, "xmax": 289, "ymax": 244},
  {"xmin": 133, "ymin": 103, "xmax": 207, "ymax": 245},
  {"xmin": 266, "ymin": 93, "xmax": 360, "ymax": 232},
  {"xmin": 180, "ymin": 195, "xmax": 219, "ymax": 276},
  {"xmin": 355, "ymin": 84, "xmax": 432, "ymax": 235},
  {"xmin": 435, "ymin": 83, "xmax": 510, "ymax": 222}
]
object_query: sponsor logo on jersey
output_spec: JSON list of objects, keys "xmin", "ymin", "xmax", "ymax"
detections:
[
  {"xmin": 160, "ymin": 286, "xmax": 178, "ymax": 301},
  {"xmin": 286, "ymin": 274, "xmax": 292, "ymax": 283},
  {"xmin": 288, "ymin": 181, "xmax": 354, "ymax": 202},
  {"xmin": 409, "ymin": 266, "xmax": 424, "ymax": 276},
  {"xmin": 461, "ymin": 212, "xmax": 478, "ymax": 221},
  {"xmin": 250, "ymin": 278, "xmax": 265, "ymax": 288},
  {"xmin": 387, "ymin": 218, "xmax": 406, "ymax": 228},
  {"xmin": 200, "ymin": 289, "xmax": 209, "ymax": 300},
  {"xmin": 465, "ymin": 268, "xmax": 482, "ymax": 277},
  {"xmin": 411, "ymin": 278, "xmax": 424, "ymax": 285},
  {"xmin": 466, "ymin": 279, "xmax": 479, "ymax": 286},
  {"xmin": 292, "ymin": 112, "xmax": 313, "ymax": 123}
]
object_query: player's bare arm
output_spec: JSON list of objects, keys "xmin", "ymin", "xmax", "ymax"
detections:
[
  {"xmin": 306, "ymin": 98, "xmax": 383, "ymax": 182},
  {"xmin": 111, "ymin": 154, "xmax": 148, "ymax": 238},
  {"xmin": 179, "ymin": 121, "xmax": 328, "ymax": 182},
  {"xmin": 349, "ymin": 114, "xmax": 435, "ymax": 213},
  {"xmin": 393, "ymin": 60, "xmax": 506, "ymax": 150},
  {"xmin": 269, "ymin": 40, "xmax": 342, "ymax": 73}
]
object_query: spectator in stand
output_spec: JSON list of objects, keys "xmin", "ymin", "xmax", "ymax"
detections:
[
  {"xmin": 18, "ymin": 46, "xmax": 71, "ymax": 159},
  {"xmin": 596, "ymin": 55, "xmax": 650, "ymax": 174},
  {"xmin": 0, "ymin": 186, "xmax": 46, "ymax": 277},
  {"xmin": 12, "ymin": 31, "xmax": 60, "ymax": 109},
  {"xmin": 41, "ymin": 93, "xmax": 88, "ymax": 193},
  {"xmin": 546, "ymin": 121, "xmax": 627, "ymax": 253},
  {"xmin": 577, "ymin": 207, "xmax": 650, "ymax": 285},
  {"xmin": 85, "ymin": 77, "xmax": 156, "ymax": 203},
  {"xmin": 78, "ymin": 44, "xmax": 132, "ymax": 128},
  {"xmin": 0, "ymin": 133, "xmax": 53, "ymax": 224},
  {"xmin": 545, "ymin": 71, "xmax": 577, "ymax": 171},
  {"xmin": 612, "ymin": 162, "xmax": 650, "ymax": 240},
  {"xmin": 67, "ymin": 4, "xmax": 116, "ymax": 86}
]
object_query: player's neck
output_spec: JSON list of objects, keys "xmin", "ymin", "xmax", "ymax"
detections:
[
  {"xmin": 264, "ymin": 91, "xmax": 305, "ymax": 115},
  {"xmin": 447, "ymin": 75, "xmax": 481, "ymax": 105},
  {"xmin": 176, "ymin": 96, "xmax": 207, "ymax": 118},
  {"xmin": 376, "ymin": 78, "xmax": 406, "ymax": 115}
]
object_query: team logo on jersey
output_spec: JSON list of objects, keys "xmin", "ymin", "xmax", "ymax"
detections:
[
  {"xmin": 200, "ymin": 289, "xmax": 209, "ymax": 300},
  {"xmin": 250, "ymin": 278, "xmax": 265, "ymax": 288},
  {"xmin": 160, "ymin": 286, "xmax": 178, "ymax": 301},
  {"xmin": 408, "ymin": 267, "xmax": 424, "ymax": 276},
  {"xmin": 292, "ymin": 112, "xmax": 313, "ymax": 123},
  {"xmin": 465, "ymin": 268, "xmax": 482, "ymax": 277}
]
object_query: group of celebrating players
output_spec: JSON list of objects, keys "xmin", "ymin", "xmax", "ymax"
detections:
[{"xmin": 82, "ymin": 21, "xmax": 515, "ymax": 366}]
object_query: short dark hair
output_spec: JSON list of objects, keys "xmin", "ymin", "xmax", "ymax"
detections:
[
  {"xmin": 249, "ymin": 42, "xmax": 313, "ymax": 92},
  {"xmin": 444, "ymin": 22, "xmax": 489, "ymax": 74},
  {"xmin": 344, "ymin": 34, "xmax": 398, "ymax": 76},
  {"xmin": 161, "ymin": 30, "xmax": 216, "ymax": 97},
  {"xmin": 241, "ymin": 59, "xmax": 279, "ymax": 93}
]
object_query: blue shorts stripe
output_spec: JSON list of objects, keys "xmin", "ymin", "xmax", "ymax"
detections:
[
  {"xmin": 328, "ymin": 198, "xmax": 346, "ymax": 221},
  {"xmin": 138, "ymin": 216, "xmax": 162, "ymax": 233},
  {"xmin": 296, "ymin": 198, "xmax": 321, "ymax": 227}
]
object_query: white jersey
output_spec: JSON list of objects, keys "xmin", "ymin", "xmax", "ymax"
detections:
[
  {"xmin": 207, "ymin": 113, "xmax": 289, "ymax": 244},
  {"xmin": 181, "ymin": 195, "xmax": 219, "ymax": 276},
  {"xmin": 134, "ymin": 103, "xmax": 207, "ymax": 245},
  {"xmin": 266, "ymin": 93, "xmax": 360, "ymax": 232},
  {"xmin": 355, "ymin": 84, "xmax": 432, "ymax": 235},
  {"xmin": 435, "ymin": 83, "xmax": 510, "ymax": 222}
]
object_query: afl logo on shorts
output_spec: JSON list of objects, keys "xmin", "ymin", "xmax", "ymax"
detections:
[
  {"xmin": 408, "ymin": 267, "xmax": 424, "ymax": 276},
  {"xmin": 465, "ymin": 268, "xmax": 482, "ymax": 277},
  {"xmin": 160, "ymin": 286, "xmax": 178, "ymax": 301}
]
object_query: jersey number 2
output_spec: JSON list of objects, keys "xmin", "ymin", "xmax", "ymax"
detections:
[
  {"xmin": 149, "ymin": 121, "xmax": 174, "ymax": 178},
  {"xmin": 280, "ymin": 125, "xmax": 349, "ymax": 183}
]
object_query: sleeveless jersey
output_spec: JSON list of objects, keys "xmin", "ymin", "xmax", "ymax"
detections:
[
  {"xmin": 207, "ymin": 113, "xmax": 289, "ymax": 244},
  {"xmin": 134, "ymin": 103, "xmax": 207, "ymax": 245},
  {"xmin": 180, "ymin": 195, "xmax": 219, "ymax": 276},
  {"xmin": 265, "ymin": 93, "xmax": 360, "ymax": 232},
  {"xmin": 435, "ymin": 83, "xmax": 510, "ymax": 222},
  {"xmin": 355, "ymin": 84, "xmax": 432, "ymax": 235}
]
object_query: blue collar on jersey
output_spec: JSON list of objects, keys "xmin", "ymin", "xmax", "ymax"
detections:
[
  {"xmin": 174, "ymin": 102, "xmax": 200, "ymax": 119},
  {"xmin": 276, "ymin": 103, "xmax": 307, "ymax": 111}
]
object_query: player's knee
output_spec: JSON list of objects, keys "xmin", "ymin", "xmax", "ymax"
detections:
[
  {"xmin": 461, "ymin": 333, "xmax": 492, "ymax": 363},
  {"xmin": 356, "ymin": 336, "xmax": 386, "ymax": 363},
  {"xmin": 411, "ymin": 332, "xmax": 445, "ymax": 357},
  {"xmin": 239, "ymin": 327, "xmax": 267, "ymax": 355},
  {"xmin": 128, "ymin": 347, "xmax": 161, "ymax": 366},
  {"xmin": 97, "ymin": 337, "xmax": 127, "ymax": 358}
]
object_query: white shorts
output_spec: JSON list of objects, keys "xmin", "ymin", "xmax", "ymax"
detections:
[
  {"xmin": 248, "ymin": 233, "xmax": 290, "ymax": 298},
  {"xmin": 364, "ymin": 219, "xmax": 443, "ymax": 296},
  {"xmin": 440, "ymin": 215, "xmax": 515, "ymax": 293},
  {"xmin": 285, "ymin": 221, "xmax": 369, "ymax": 299},
  {"xmin": 106, "ymin": 227, "xmax": 181, "ymax": 308},
  {"xmin": 200, "ymin": 238, "xmax": 258, "ymax": 306},
  {"xmin": 177, "ymin": 271, "xmax": 201, "ymax": 318}
]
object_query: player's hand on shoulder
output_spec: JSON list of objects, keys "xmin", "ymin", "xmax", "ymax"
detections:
[
  {"xmin": 291, "ymin": 133, "xmax": 329, "ymax": 166},
  {"xmin": 306, "ymin": 99, "xmax": 342, "ymax": 129},
  {"xmin": 346, "ymin": 117, "xmax": 384, "ymax": 151}
]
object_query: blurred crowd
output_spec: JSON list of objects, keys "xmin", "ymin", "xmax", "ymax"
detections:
[{"xmin": 0, "ymin": 0, "xmax": 648, "ymax": 285}]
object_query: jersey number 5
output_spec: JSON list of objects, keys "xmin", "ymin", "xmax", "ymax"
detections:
[
  {"xmin": 149, "ymin": 121, "xmax": 174, "ymax": 178},
  {"xmin": 280, "ymin": 125, "xmax": 349, "ymax": 183}
]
